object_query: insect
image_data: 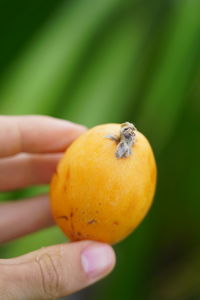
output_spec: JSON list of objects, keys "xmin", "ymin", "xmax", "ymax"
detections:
[{"xmin": 105, "ymin": 122, "xmax": 137, "ymax": 158}]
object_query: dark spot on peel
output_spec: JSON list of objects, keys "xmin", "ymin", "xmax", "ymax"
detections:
[
  {"xmin": 87, "ymin": 219, "xmax": 97, "ymax": 225},
  {"xmin": 77, "ymin": 232, "xmax": 82, "ymax": 236},
  {"xmin": 58, "ymin": 215, "xmax": 69, "ymax": 221},
  {"xmin": 113, "ymin": 221, "xmax": 119, "ymax": 225},
  {"xmin": 70, "ymin": 212, "xmax": 74, "ymax": 217},
  {"xmin": 63, "ymin": 184, "xmax": 67, "ymax": 191},
  {"xmin": 66, "ymin": 167, "xmax": 71, "ymax": 181},
  {"xmin": 71, "ymin": 220, "xmax": 75, "ymax": 233}
]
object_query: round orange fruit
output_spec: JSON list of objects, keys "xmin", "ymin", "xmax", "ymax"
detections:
[{"xmin": 50, "ymin": 122, "xmax": 157, "ymax": 245}]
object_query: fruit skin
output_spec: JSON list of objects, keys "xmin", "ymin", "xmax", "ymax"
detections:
[{"xmin": 50, "ymin": 123, "xmax": 157, "ymax": 245}]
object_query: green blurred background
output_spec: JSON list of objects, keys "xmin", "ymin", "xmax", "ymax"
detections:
[{"xmin": 0, "ymin": 0, "xmax": 200, "ymax": 299}]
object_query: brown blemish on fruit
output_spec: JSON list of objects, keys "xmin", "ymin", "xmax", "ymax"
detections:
[
  {"xmin": 77, "ymin": 232, "xmax": 82, "ymax": 236},
  {"xmin": 63, "ymin": 169, "xmax": 70, "ymax": 191},
  {"xmin": 66, "ymin": 167, "xmax": 70, "ymax": 180},
  {"xmin": 69, "ymin": 209, "xmax": 75, "ymax": 236},
  {"xmin": 58, "ymin": 215, "xmax": 69, "ymax": 221},
  {"xmin": 87, "ymin": 219, "xmax": 97, "ymax": 225},
  {"xmin": 71, "ymin": 220, "xmax": 75, "ymax": 234},
  {"xmin": 113, "ymin": 221, "xmax": 119, "ymax": 225},
  {"xmin": 63, "ymin": 184, "xmax": 67, "ymax": 191}
]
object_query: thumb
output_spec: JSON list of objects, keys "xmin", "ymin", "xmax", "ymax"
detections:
[{"xmin": 0, "ymin": 241, "xmax": 116, "ymax": 300}]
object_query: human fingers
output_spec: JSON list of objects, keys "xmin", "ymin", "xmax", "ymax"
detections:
[
  {"xmin": 0, "ymin": 241, "xmax": 116, "ymax": 300},
  {"xmin": 0, "ymin": 115, "xmax": 86, "ymax": 158},
  {"xmin": 0, "ymin": 153, "xmax": 62, "ymax": 191},
  {"xmin": 0, "ymin": 195, "xmax": 53, "ymax": 244}
]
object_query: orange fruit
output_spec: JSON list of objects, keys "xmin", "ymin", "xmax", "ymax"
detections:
[{"xmin": 50, "ymin": 122, "xmax": 157, "ymax": 245}]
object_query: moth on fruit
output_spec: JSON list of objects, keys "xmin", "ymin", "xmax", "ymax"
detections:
[{"xmin": 105, "ymin": 122, "xmax": 137, "ymax": 158}]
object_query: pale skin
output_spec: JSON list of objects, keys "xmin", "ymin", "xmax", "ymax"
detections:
[{"xmin": 0, "ymin": 116, "xmax": 115, "ymax": 300}]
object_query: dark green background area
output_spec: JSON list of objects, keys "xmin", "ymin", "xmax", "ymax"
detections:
[{"xmin": 0, "ymin": 0, "xmax": 200, "ymax": 299}]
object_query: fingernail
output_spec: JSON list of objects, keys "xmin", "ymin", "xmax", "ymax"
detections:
[{"xmin": 81, "ymin": 244, "xmax": 114, "ymax": 279}]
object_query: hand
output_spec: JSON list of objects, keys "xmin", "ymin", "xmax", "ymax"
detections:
[{"xmin": 0, "ymin": 116, "xmax": 115, "ymax": 300}]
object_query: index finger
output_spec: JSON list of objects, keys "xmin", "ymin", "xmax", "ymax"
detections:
[{"xmin": 0, "ymin": 115, "xmax": 86, "ymax": 157}]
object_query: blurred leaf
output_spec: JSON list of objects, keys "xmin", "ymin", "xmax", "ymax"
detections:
[
  {"xmin": 137, "ymin": 0, "xmax": 200, "ymax": 153},
  {"xmin": 0, "ymin": 0, "xmax": 64, "ymax": 75},
  {"xmin": 0, "ymin": 0, "xmax": 125, "ymax": 114},
  {"xmin": 61, "ymin": 14, "xmax": 145, "ymax": 127}
]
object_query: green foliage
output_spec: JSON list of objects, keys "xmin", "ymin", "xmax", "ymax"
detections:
[{"xmin": 0, "ymin": 0, "xmax": 200, "ymax": 299}]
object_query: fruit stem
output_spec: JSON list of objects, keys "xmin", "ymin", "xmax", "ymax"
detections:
[{"xmin": 106, "ymin": 122, "xmax": 137, "ymax": 159}]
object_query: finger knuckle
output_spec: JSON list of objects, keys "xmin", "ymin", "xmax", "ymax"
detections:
[
  {"xmin": 0, "ymin": 275, "xmax": 5, "ymax": 297},
  {"xmin": 35, "ymin": 250, "xmax": 63, "ymax": 299},
  {"xmin": 0, "ymin": 266, "xmax": 10, "ymax": 298}
]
